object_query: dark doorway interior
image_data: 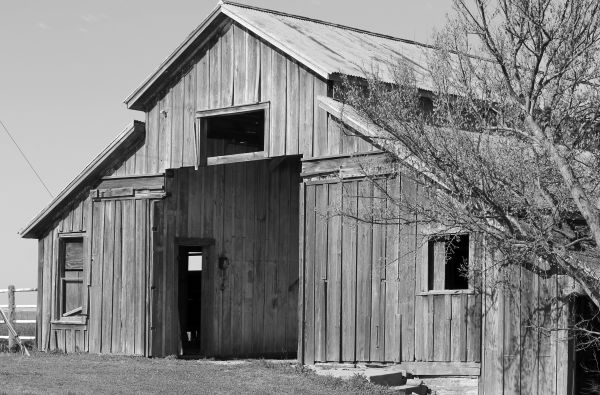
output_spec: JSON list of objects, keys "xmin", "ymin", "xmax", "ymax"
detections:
[
  {"xmin": 573, "ymin": 295, "xmax": 600, "ymax": 394},
  {"xmin": 179, "ymin": 246, "xmax": 204, "ymax": 355}
]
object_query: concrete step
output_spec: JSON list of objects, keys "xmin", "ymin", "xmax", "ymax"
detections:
[
  {"xmin": 390, "ymin": 382, "xmax": 429, "ymax": 395},
  {"xmin": 364, "ymin": 370, "xmax": 408, "ymax": 386}
]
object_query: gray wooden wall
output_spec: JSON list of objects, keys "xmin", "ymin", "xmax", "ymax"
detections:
[
  {"xmin": 151, "ymin": 159, "xmax": 300, "ymax": 357},
  {"xmin": 299, "ymin": 174, "xmax": 481, "ymax": 365},
  {"xmin": 110, "ymin": 21, "xmax": 343, "ymax": 178}
]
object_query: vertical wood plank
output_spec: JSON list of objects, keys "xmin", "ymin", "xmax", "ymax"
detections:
[
  {"xmin": 196, "ymin": 49, "xmax": 210, "ymax": 111},
  {"xmin": 270, "ymin": 50, "xmax": 287, "ymax": 156},
  {"xmin": 183, "ymin": 67, "xmax": 197, "ymax": 167},
  {"xmin": 314, "ymin": 183, "xmax": 328, "ymax": 362},
  {"xmin": 370, "ymin": 180, "xmax": 385, "ymax": 362},
  {"xmin": 326, "ymin": 182, "xmax": 342, "ymax": 361},
  {"xmin": 246, "ymin": 31, "xmax": 260, "ymax": 103},
  {"xmin": 313, "ymin": 79, "xmax": 328, "ymax": 157},
  {"xmin": 232, "ymin": 24, "xmax": 245, "ymax": 106},
  {"xmin": 146, "ymin": 102, "xmax": 160, "ymax": 174},
  {"xmin": 286, "ymin": 60, "xmax": 300, "ymax": 155},
  {"xmin": 503, "ymin": 266, "xmax": 521, "ymax": 393},
  {"xmin": 341, "ymin": 181, "xmax": 357, "ymax": 362},
  {"xmin": 158, "ymin": 90, "xmax": 172, "ymax": 172},
  {"xmin": 111, "ymin": 201, "xmax": 123, "ymax": 353},
  {"xmin": 208, "ymin": 37, "xmax": 221, "ymax": 110},
  {"xmin": 303, "ymin": 184, "xmax": 316, "ymax": 364},
  {"xmin": 89, "ymin": 201, "xmax": 104, "ymax": 353},
  {"xmin": 171, "ymin": 79, "xmax": 185, "ymax": 169},
  {"xmin": 520, "ymin": 265, "xmax": 538, "ymax": 395},
  {"xmin": 356, "ymin": 180, "xmax": 372, "ymax": 361},
  {"xmin": 298, "ymin": 67, "xmax": 314, "ymax": 158},
  {"xmin": 101, "ymin": 200, "xmax": 115, "ymax": 353},
  {"xmin": 150, "ymin": 200, "xmax": 164, "ymax": 356},
  {"xmin": 135, "ymin": 199, "xmax": 147, "ymax": 355},
  {"xmin": 222, "ymin": 24, "xmax": 235, "ymax": 107},
  {"xmin": 286, "ymin": 163, "xmax": 300, "ymax": 353}
]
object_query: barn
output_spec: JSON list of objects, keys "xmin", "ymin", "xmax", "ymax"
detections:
[{"xmin": 20, "ymin": 1, "xmax": 584, "ymax": 393}]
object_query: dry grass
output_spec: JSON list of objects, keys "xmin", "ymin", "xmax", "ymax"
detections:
[{"xmin": 0, "ymin": 352, "xmax": 392, "ymax": 394}]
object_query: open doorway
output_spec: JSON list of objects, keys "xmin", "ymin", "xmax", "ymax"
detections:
[
  {"xmin": 178, "ymin": 245, "xmax": 204, "ymax": 355},
  {"xmin": 573, "ymin": 295, "xmax": 600, "ymax": 394}
]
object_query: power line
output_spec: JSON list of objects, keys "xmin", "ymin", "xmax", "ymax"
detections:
[{"xmin": 0, "ymin": 118, "xmax": 54, "ymax": 198}]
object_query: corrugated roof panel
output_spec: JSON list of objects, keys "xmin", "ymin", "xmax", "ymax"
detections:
[{"xmin": 223, "ymin": 2, "xmax": 436, "ymax": 89}]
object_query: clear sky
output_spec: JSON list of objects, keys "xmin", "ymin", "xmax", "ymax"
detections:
[{"xmin": 0, "ymin": 0, "xmax": 453, "ymax": 304}]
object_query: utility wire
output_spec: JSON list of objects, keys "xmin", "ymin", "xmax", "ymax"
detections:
[{"xmin": 0, "ymin": 118, "xmax": 54, "ymax": 198}]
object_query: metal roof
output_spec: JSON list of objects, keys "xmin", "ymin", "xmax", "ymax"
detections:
[
  {"xmin": 222, "ymin": 1, "xmax": 434, "ymax": 86},
  {"xmin": 125, "ymin": 0, "xmax": 436, "ymax": 110}
]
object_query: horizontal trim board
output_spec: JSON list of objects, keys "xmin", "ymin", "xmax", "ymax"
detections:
[
  {"xmin": 0, "ymin": 320, "xmax": 36, "ymax": 324},
  {"xmin": 196, "ymin": 101, "xmax": 270, "ymax": 118},
  {"xmin": 0, "ymin": 288, "xmax": 37, "ymax": 293},
  {"xmin": 417, "ymin": 290, "xmax": 475, "ymax": 296},
  {"xmin": 98, "ymin": 174, "xmax": 165, "ymax": 190},
  {"xmin": 0, "ymin": 336, "xmax": 35, "ymax": 340},
  {"xmin": 206, "ymin": 151, "xmax": 268, "ymax": 166}
]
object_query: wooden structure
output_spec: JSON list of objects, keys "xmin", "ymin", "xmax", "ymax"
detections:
[{"xmin": 21, "ymin": 1, "xmax": 582, "ymax": 393}]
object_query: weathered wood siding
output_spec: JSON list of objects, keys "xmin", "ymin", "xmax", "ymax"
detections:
[
  {"xmin": 36, "ymin": 169, "xmax": 163, "ymax": 355},
  {"xmin": 38, "ymin": 195, "xmax": 89, "ymax": 353},
  {"xmin": 87, "ymin": 198, "xmax": 153, "ymax": 355},
  {"xmin": 110, "ymin": 22, "xmax": 337, "ymax": 178},
  {"xmin": 300, "ymin": 173, "xmax": 482, "ymax": 367},
  {"xmin": 480, "ymin": 261, "xmax": 573, "ymax": 394},
  {"xmin": 151, "ymin": 158, "xmax": 300, "ymax": 357}
]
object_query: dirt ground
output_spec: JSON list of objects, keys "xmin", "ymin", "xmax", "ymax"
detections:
[{"xmin": 0, "ymin": 352, "xmax": 392, "ymax": 394}]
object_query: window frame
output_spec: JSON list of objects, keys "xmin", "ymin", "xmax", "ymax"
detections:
[
  {"xmin": 195, "ymin": 102, "xmax": 270, "ymax": 167},
  {"xmin": 55, "ymin": 232, "xmax": 87, "ymax": 323},
  {"xmin": 419, "ymin": 231, "xmax": 475, "ymax": 295}
]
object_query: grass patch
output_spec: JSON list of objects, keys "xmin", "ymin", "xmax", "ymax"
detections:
[{"xmin": 0, "ymin": 353, "xmax": 395, "ymax": 394}]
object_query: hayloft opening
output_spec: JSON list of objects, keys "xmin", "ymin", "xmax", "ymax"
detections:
[{"xmin": 196, "ymin": 102, "xmax": 270, "ymax": 165}]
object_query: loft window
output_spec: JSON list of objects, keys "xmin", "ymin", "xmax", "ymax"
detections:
[
  {"xmin": 195, "ymin": 102, "xmax": 269, "ymax": 166},
  {"xmin": 59, "ymin": 236, "xmax": 84, "ymax": 317},
  {"xmin": 428, "ymin": 234, "xmax": 469, "ymax": 291}
]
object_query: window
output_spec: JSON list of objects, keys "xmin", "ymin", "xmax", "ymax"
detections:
[
  {"xmin": 427, "ymin": 234, "xmax": 469, "ymax": 291},
  {"xmin": 195, "ymin": 102, "xmax": 269, "ymax": 167},
  {"xmin": 59, "ymin": 237, "xmax": 84, "ymax": 317}
]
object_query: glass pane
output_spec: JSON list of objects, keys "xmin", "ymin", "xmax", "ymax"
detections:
[{"xmin": 188, "ymin": 255, "xmax": 203, "ymax": 271}]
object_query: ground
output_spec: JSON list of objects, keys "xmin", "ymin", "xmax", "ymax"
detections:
[{"xmin": 0, "ymin": 352, "xmax": 392, "ymax": 394}]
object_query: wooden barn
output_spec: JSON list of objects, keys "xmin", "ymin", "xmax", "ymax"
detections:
[{"xmin": 20, "ymin": 1, "xmax": 585, "ymax": 393}]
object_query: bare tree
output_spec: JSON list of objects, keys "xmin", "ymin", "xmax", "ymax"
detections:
[{"xmin": 338, "ymin": 0, "xmax": 600, "ymax": 329}]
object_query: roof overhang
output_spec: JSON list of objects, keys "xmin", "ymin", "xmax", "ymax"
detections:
[{"xmin": 20, "ymin": 121, "xmax": 146, "ymax": 239}]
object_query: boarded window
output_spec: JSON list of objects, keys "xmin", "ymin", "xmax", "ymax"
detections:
[
  {"xmin": 428, "ymin": 234, "xmax": 469, "ymax": 290},
  {"xmin": 60, "ymin": 237, "xmax": 84, "ymax": 316}
]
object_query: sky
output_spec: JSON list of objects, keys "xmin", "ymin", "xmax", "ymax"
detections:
[{"xmin": 0, "ymin": 0, "xmax": 453, "ymax": 304}]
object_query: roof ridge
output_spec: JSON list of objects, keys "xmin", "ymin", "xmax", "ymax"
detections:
[{"xmin": 221, "ymin": 0, "xmax": 434, "ymax": 49}]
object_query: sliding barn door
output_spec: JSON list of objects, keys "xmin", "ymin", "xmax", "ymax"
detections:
[{"xmin": 87, "ymin": 198, "xmax": 154, "ymax": 355}]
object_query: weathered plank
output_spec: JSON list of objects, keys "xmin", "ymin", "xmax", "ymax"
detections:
[
  {"xmin": 100, "ymin": 200, "xmax": 115, "ymax": 353},
  {"xmin": 326, "ymin": 182, "xmax": 342, "ymax": 361},
  {"xmin": 111, "ymin": 201, "xmax": 123, "ymax": 353},
  {"xmin": 370, "ymin": 180, "xmax": 385, "ymax": 362},
  {"xmin": 313, "ymin": 79, "xmax": 328, "ymax": 156},
  {"xmin": 286, "ymin": 60, "xmax": 300, "ymax": 155},
  {"xmin": 303, "ymin": 184, "xmax": 317, "ymax": 364},
  {"xmin": 355, "ymin": 180, "xmax": 372, "ymax": 361},
  {"xmin": 158, "ymin": 90, "xmax": 172, "ymax": 172},
  {"xmin": 270, "ymin": 50, "xmax": 287, "ymax": 156},
  {"xmin": 314, "ymin": 183, "xmax": 328, "ymax": 362},
  {"xmin": 341, "ymin": 181, "xmax": 357, "ymax": 362},
  {"xmin": 183, "ymin": 67, "xmax": 197, "ymax": 168}
]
